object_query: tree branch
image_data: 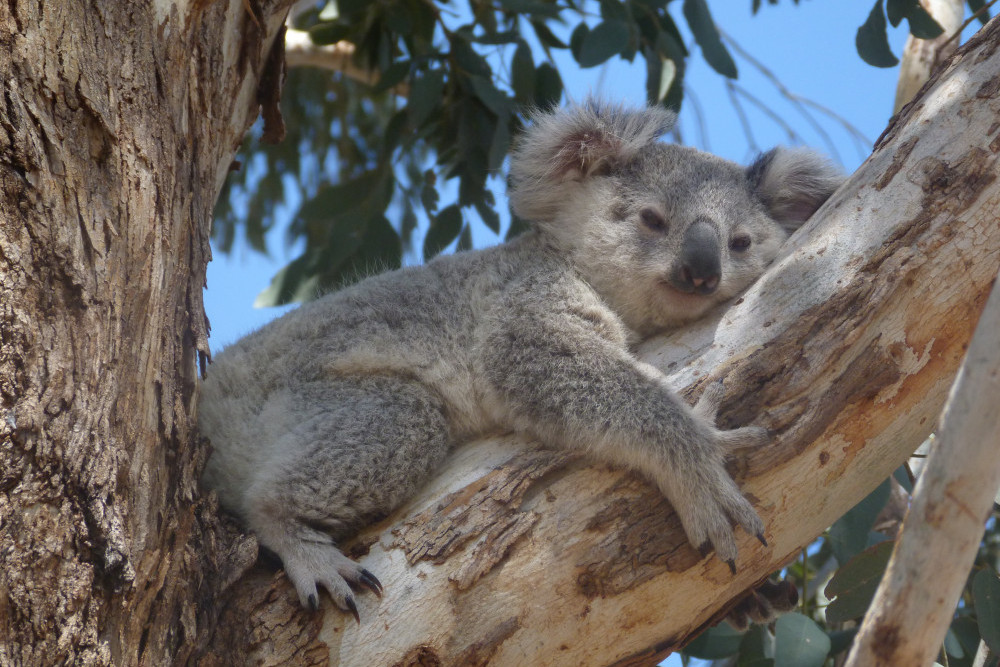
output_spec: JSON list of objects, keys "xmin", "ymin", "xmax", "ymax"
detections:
[
  {"xmin": 844, "ymin": 237, "xmax": 1000, "ymax": 667},
  {"xmin": 284, "ymin": 29, "xmax": 409, "ymax": 95}
]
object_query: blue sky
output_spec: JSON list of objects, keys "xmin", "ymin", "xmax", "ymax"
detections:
[{"xmin": 206, "ymin": 1, "xmax": 926, "ymax": 347}]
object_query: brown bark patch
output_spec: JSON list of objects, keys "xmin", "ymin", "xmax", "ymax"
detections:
[
  {"xmin": 391, "ymin": 449, "xmax": 571, "ymax": 590},
  {"xmin": 451, "ymin": 616, "xmax": 520, "ymax": 666},
  {"xmin": 576, "ymin": 475, "xmax": 697, "ymax": 599}
]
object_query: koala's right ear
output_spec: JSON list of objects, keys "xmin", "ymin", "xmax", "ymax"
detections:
[{"xmin": 509, "ymin": 102, "xmax": 675, "ymax": 222}]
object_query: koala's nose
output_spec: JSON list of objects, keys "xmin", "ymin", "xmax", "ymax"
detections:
[{"xmin": 672, "ymin": 220, "xmax": 721, "ymax": 294}]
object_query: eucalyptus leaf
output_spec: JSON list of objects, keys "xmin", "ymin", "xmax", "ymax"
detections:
[
  {"xmin": 683, "ymin": 622, "xmax": 744, "ymax": 659},
  {"xmin": 828, "ymin": 478, "xmax": 891, "ymax": 565},
  {"xmin": 424, "ymin": 205, "xmax": 463, "ymax": 259},
  {"xmin": 856, "ymin": 0, "xmax": 899, "ymax": 67},
  {"xmin": 577, "ymin": 20, "xmax": 630, "ymax": 68},
  {"xmin": 774, "ymin": 613, "xmax": 831, "ymax": 667},
  {"xmin": 825, "ymin": 540, "xmax": 894, "ymax": 623},
  {"xmin": 973, "ymin": 569, "xmax": 1000, "ymax": 653},
  {"xmin": 682, "ymin": 0, "xmax": 737, "ymax": 78}
]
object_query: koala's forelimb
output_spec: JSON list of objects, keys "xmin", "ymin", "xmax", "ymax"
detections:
[{"xmin": 199, "ymin": 100, "xmax": 844, "ymax": 621}]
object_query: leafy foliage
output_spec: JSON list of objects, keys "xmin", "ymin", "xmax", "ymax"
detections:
[
  {"xmin": 680, "ymin": 465, "xmax": 1000, "ymax": 667},
  {"xmin": 216, "ymin": 0, "xmax": 724, "ymax": 305}
]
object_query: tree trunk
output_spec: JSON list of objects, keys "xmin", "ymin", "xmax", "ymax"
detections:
[
  {"xmin": 0, "ymin": 1, "xmax": 292, "ymax": 664},
  {"xmin": 2, "ymin": 3, "xmax": 999, "ymax": 667}
]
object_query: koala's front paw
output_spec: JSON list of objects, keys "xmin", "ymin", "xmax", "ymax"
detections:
[
  {"xmin": 676, "ymin": 382, "xmax": 769, "ymax": 570},
  {"xmin": 280, "ymin": 541, "xmax": 383, "ymax": 621}
]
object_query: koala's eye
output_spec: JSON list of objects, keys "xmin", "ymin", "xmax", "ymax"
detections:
[
  {"xmin": 729, "ymin": 234, "xmax": 752, "ymax": 252},
  {"xmin": 639, "ymin": 208, "xmax": 668, "ymax": 233}
]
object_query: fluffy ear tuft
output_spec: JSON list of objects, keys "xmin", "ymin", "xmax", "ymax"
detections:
[
  {"xmin": 747, "ymin": 148, "xmax": 845, "ymax": 232},
  {"xmin": 509, "ymin": 101, "xmax": 675, "ymax": 222}
]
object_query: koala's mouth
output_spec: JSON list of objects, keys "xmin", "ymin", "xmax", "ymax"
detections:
[{"xmin": 658, "ymin": 280, "xmax": 716, "ymax": 301}]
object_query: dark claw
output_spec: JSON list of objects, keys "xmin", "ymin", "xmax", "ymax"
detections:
[
  {"xmin": 698, "ymin": 541, "xmax": 712, "ymax": 558},
  {"xmin": 307, "ymin": 593, "xmax": 319, "ymax": 612},
  {"xmin": 726, "ymin": 559, "xmax": 737, "ymax": 576},
  {"xmin": 344, "ymin": 596, "xmax": 360, "ymax": 624},
  {"xmin": 359, "ymin": 569, "xmax": 384, "ymax": 597},
  {"xmin": 756, "ymin": 533, "xmax": 768, "ymax": 547}
]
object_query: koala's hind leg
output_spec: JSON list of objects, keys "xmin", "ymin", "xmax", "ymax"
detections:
[{"xmin": 243, "ymin": 375, "xmax": 452, "ymax": 618}]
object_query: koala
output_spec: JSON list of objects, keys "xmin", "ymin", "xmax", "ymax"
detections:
[{"xmin": 199, "ymin": 102, "xmax": 843, "ymax": 621}]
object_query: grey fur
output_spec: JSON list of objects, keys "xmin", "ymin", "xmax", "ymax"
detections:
[{"xmin": 199, "ymin": 101, "xmax": 844, "ymax": 617}]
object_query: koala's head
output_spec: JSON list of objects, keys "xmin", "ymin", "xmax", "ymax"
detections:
[{"xmin": 509, "ymin": 102, "xmax": 845, "ymax": 335}]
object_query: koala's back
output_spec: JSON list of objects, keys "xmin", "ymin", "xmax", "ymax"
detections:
[{"xmin": 198, "ymin": 236, "xmax": 545, "ymax": 516}]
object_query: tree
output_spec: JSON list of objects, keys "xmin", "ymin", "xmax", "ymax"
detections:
[{"xmin": 1, "ymin": 2, "xmax": 998, "ymax": 666}]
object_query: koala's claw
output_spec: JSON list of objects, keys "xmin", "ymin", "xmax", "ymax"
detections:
[
  {"xmin": 275, "ymin": 537, "xmax": 383, "ymax": 620},
  {"xmin": 358, "ymin": 569, "xmax": 384, "ymax": 598},
  {"xmin": 726, "ymin": 559, "xmax": 737, "ymax": 576},
  {"xmin": 756, "ymin": 533, "xmax": 768, "ymax": 547},
  {"xmin": 344, "ymin": 595, "xmax": 361, "ymax": 624}
]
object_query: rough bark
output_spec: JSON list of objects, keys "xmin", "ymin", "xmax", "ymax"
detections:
[
  {"xmin": 264, "ymin": 19, "xmax": 998, "ymax": 666},
  {"xmin": 845, "ymin": 270, "xmax": 1000, "ymax": 665},
  {"xmin": 0, "ymin": 1, "xmax": 292, "ymax": 664}
]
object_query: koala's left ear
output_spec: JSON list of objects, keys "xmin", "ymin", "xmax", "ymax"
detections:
[{"xmin": 747, "ymin": 148, "xmax": 845, "ymax": 232}]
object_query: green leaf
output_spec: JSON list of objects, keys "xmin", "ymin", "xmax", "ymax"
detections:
[
  {"xmin": 457, "ymin": 223, "xmax": 473, "ymax": 251},
  {"xmin": 892, "ymin": 465, "xmax": 914, "ymax": 493},
  {"xmin": 973, "ymin": 569, "xmax": 1000, "ymax": 653},
  {"xmin": 299, "ymin": 172, "xmax": 381, "ymax": 220},
  {"xmin": 534, "ymin": 62, "xmax": 563, "ymax": 108},
  {"xmin": 424, "ymin": 204, "xmax": 463, "ymax": 259},
  {"xmin": 950, "ymin": 615, "xmax": 983, "ymax": 657},
  {"xmin": 825, "ymin": 540, "xmax": 894, "ymax": 623},
  {"xmin": 511, "ymin": 41, "xmax": 536, "ymax": 104},
  {"xmin": 309, "ymin": 22, "xmax": 353, "ymax": 46},
  {"xmin": 654, "ymin": 31, "xmax": 686, "ymax": 111},
  {"xmin": 488, "ymin": 116, "xmax": 511, "ymax": 172},
  {"xmin": 577, "ymin": 20, "xmax": 630, "ymax": 68},
  {"xmin": 451, "ymin": 37, "xmax": 492, "ymax": 77},
  {"xmin": 570, "ymin": 22, "xmax": 589, "ymax": 62},
  {"xmin": 530, "ymin": 19, "xmax": 568, "ymax": 49},
  {"xmin": 682, "ymin": 0, "xmax": 737, "ymax": 78},
  {"xmin": 886, "ymin": 0, "xmax": 909, "ymax": 27},
  {"xmin": 905, "ymin": 4, "xmax": 945, "ymax": 39},
  {"xmin": 774, "ymin": 613, "xmax": 831, "ymax": 667},
  {"xmin": 856, "ymin": 0, "xmax": 899, "ymax": 67},
  {"xmin": 828, "ymin": 478, "xmax": 891, "ymax": 565},
  {"xmin": 373, "ymin": 60, "xmax": 411, "ymax": 93},
  {"xmin": 475, "ymin": 198, "xmax": 502, "ymax": 234},
  {"xmin": 943, "ymin": 627, "xmax": 965, "ymax": 658},
  {"xmin": 599, "ymin": 0, "xmax": 630, "ymax": 22},
  {"xmin": 827, "ymin": 628, "xmax": 859, "ymax": 656},
  {"xmin": 469, "ymin": 76, "xmax": 510, "ymax": 117},
  {"xmin": 739, "ymin": 625, "xmax": 775, "ymax": 667},
  {"xmin": 885, "ymin": 0, "xmax": 944, "ymax": 37},
  {"xmin": 683, "ymin": 623, "xmax": 744, "ymax": 659},
  {"xmin": 409, "ymin": 70, "xmax": 446, "ymax": 127}
]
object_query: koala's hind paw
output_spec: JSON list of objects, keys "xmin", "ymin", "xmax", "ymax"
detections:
[
  {"xmin": 280, "ymin": 541, "xmax": 383, "ymax": 621},
  {"xmin": 725, "ymin": 579, "xmax": 799, "ymax": 630}
]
